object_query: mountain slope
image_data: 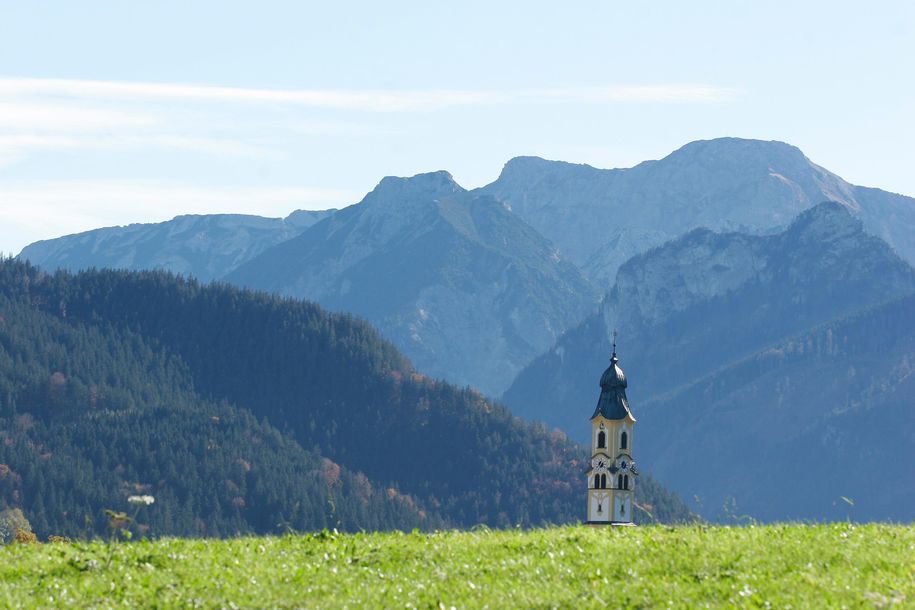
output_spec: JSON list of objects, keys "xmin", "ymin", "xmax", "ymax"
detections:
[
  {"xmin": 502, "ymin": 203, "xmax": 915, "ymax": 521},
  {"xmin": 18, "ymin": 209, "xmax": 334, "ymax": 282},
  {"xmin": 226, "ymin": 171, "xmax": 597, "ymax": 396},
  {"xmin": 0, "ymin": 266, "xmax": 433, "ymax": 538},
  {"xmin": 480, "ymin": 138, "xmax": 915, "ymax": 288},
  {"xmin": 640, "ymin": 295, "xmax": 915, "ymax": 522},
  {"xmin": 0, "ymin": 259, "xmax": 692, "ymax": 537}
]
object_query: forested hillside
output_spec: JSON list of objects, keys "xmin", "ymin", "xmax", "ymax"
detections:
[
  {"xmin": 640, "ymin": 295, "xmax": 915, "ymax": 522},
  {"xmin": 0, "ymin": 259, "xmax": 693, "ymax": 539},
  {"xmin": 0, "ymin": 268, "xmax": 436, "ymax": 538}
]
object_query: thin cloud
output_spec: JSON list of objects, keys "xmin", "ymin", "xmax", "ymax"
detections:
[
  {"xmin": 0, "ymin": 102, "xmax": 155, "ymax": 131},
  {"xmin": 0, "ymin": 133, "xmax": 279, "ymax": 165},
  {"xmin": 0, "ymin": 77, "xmax": 739, "ymax": 162},
  {"xmin": 0, "ymin": 77, "xmax": 740, "ymax": 112}
]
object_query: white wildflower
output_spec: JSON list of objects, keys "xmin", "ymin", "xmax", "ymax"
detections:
[{"xmin": 128, "ymin": 495, "xmax": 155, "ymax": 506}]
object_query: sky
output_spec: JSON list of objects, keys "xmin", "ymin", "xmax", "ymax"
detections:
[{"xmin": 1, "ymin": 1, "xmax": 913, "ymax": 254}]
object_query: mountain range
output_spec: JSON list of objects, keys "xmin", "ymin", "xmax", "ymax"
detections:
[
  {"xmin": 13, "ymin": 137, "xmax": 915, "ymax": 523},
  {"xmin": 503, "ymin": 202, "xmax": 915, "ymax": 521},
  {"xmin": 20, "ymin": 210, "xmax": 334, "ymax": 283},
  {"xmin": 480, "ymin": 138, "xmax": 915, "ymax": 289},
  {"xmin": 225, "ymin": 171, "xmax": 596, "ymax": 394},
  {"xmin": 19, "ymin": 138, "xmax": 915, "ymax": 397}
]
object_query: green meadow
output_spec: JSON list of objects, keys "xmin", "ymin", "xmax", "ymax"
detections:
[{"xmin": 1, "ymin": 524, "xmax": 912, "ymax": 609}]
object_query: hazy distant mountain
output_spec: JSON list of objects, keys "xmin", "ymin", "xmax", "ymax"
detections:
[
  {"xmin": 503, "ymin": 202, "xmax": 915, "ymax": 521},
  {"xmin": 226, "ymin": 171, "xmax": 597, "ymax": 396},
  {"xmin": 19, "ymin": 138, "xmax": 915, "ymax": 401},
  {"xmin": 18, "ymin": 210, "xmax": 335, "ymax": 282},
  {"xmin": 480, "ymin": 138, "xmax": 915, "ymax": 288}
]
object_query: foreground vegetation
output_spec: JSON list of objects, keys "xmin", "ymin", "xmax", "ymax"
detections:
[{"xmin": 1, "ymin": 524, "xmax": 912, "ymax": 608}]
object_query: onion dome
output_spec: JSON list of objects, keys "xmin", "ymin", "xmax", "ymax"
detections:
[
  {"xmin": 599, "ymin": 353, "xmax": 627, "ymax": 389},
  {"xmin": 591, "ymin": 350, "xmax": 636, "ymax": 421}
]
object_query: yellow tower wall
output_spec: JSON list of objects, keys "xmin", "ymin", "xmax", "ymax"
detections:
[{"xmin": 588, "ymin": 414, "xmax": 636, "ymax": 524}]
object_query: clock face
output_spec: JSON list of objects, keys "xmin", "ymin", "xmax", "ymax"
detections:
[
  {"xmin": 620, "ymin": 461, "xmax": 628, "ymax": 470},
  {"xmin": 592, "ymin": 457, "xmax": 606, "ymax": 470}
]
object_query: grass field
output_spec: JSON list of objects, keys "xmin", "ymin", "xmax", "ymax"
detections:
[{"xmin": 1, "ymin": 524, "xmax": 913, "ymax": 608}]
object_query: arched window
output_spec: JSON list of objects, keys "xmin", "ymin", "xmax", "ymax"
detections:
[
  {"xmin": 621, "ymin": 431, "xmax": 628, "ymax": 450},
  {"xmin": 617, "ymin": 474, "xmax": 623, "ymax": 489},
  {"xmin": 600, "ymin": 474, "xmax": 607, "ymax": 489},
  {"xmin": 597, "ymin": 502, "xmax": 602, "ymax": 514},
  {"xmin": 597, "ymin": 430, "xmax": 606, "ymax": 449},
  {"xmin": 620, "ymin": 502, "xmax": 625, "ymax": 516},
  {"xmin": 594, "ymin": 474, "xmax": 600, "ymax": 489},
  {"xmin": 624, "ymin": 475, "xmax": 629, "ymax": 490}
]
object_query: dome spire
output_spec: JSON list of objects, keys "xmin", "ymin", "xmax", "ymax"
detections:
[{"xmin": 591, "ymin": 330, "xmax": 634, "ymax": 420}]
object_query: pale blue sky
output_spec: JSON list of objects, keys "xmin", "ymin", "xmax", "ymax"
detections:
[{"xmin": 1, "ymin": 1, "xmax": 913, "ymax": 253}]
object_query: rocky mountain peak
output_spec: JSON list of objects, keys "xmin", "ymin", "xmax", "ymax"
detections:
[
  {"xmin": 783, "ymin": 200, "xmax": 861, "ymax": 241},
  {"xmin": 478, "ymin": 138, "xmax": 892, "ymax": 287},
  {"xmin": 774, "ymin": 200, "xmax": 914, "ymax": 292},
  {"xmin": 602, "ymin": 198, "xmax": 913, "ymax": 338},
  {"xmin": 604, "ymin": 228, "xmax": 766, "ymax": 330},
  {"xmin": 645, "ymin": 138, "xmax": 857, "ymax": 209},
  {"xmin": 225, "ymin": 176, "xmax": 597, "ymax": 397},
  {"xmin": 633, "ymin": 138, "xmax": 840, "ymax": 201},
  {"xmin": 284, "ymin": 208, "xmax": 337, "ymax": 229},
  {"xmin": 366, "ymin": 170, "xmax": 465, "ymax": 207},
  {"xmin": 498, "ymin": 156, "xmax": 554, "ymax": 175},
  {"xmin": 664, "ymin": 137, "xmax": 808, "ymax": 168},
  {"xmin": 495, "ymin": 156, "xmax": 602, "ymax": 188}
]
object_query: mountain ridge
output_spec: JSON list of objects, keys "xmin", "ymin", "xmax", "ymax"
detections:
[
  {"xmin": 226, "ymin": 177, "xmax": 597, "ymax": 396},
  {"xmin": 18, "ymin": 209, "xmax": 335, "ymax": 282},
  {"xmin": 478, "ymin": 138, "xmax": 914, "ymax": 288},
  {"xmin": 16, "ymin": 137, "xmax": 915, "ymax": 401}
]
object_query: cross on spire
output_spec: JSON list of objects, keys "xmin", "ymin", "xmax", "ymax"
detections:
[{"xmin": 612, "ymin": 329, "xmax": 618, "ymax": 359}]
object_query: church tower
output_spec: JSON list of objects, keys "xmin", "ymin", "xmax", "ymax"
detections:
[{"xmin": 586, "ymin": 336, "xmax": 638, "ymax": 525}]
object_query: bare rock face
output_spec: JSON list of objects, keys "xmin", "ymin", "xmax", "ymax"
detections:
[
  {"xmin": 600, "ymin": 201, "xmax": 909, "ymax": 334},
  {"xmin": 581, "ymin": 227, "xmax": 672, "ymax": 290},
  {"xmin": 18, "ymin": 210, "xmax": 335, "ymax": 282},
  {"xmin": 602, "ymin": 229, "xmax": 767, "ymax": 331},
  {"xmin": 226, "ymin": 171, "xmax": 597, "ymax": 396},
  {"xmin": 480, "ymin": 138, "xmax": 915, "ymax": 284}
]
